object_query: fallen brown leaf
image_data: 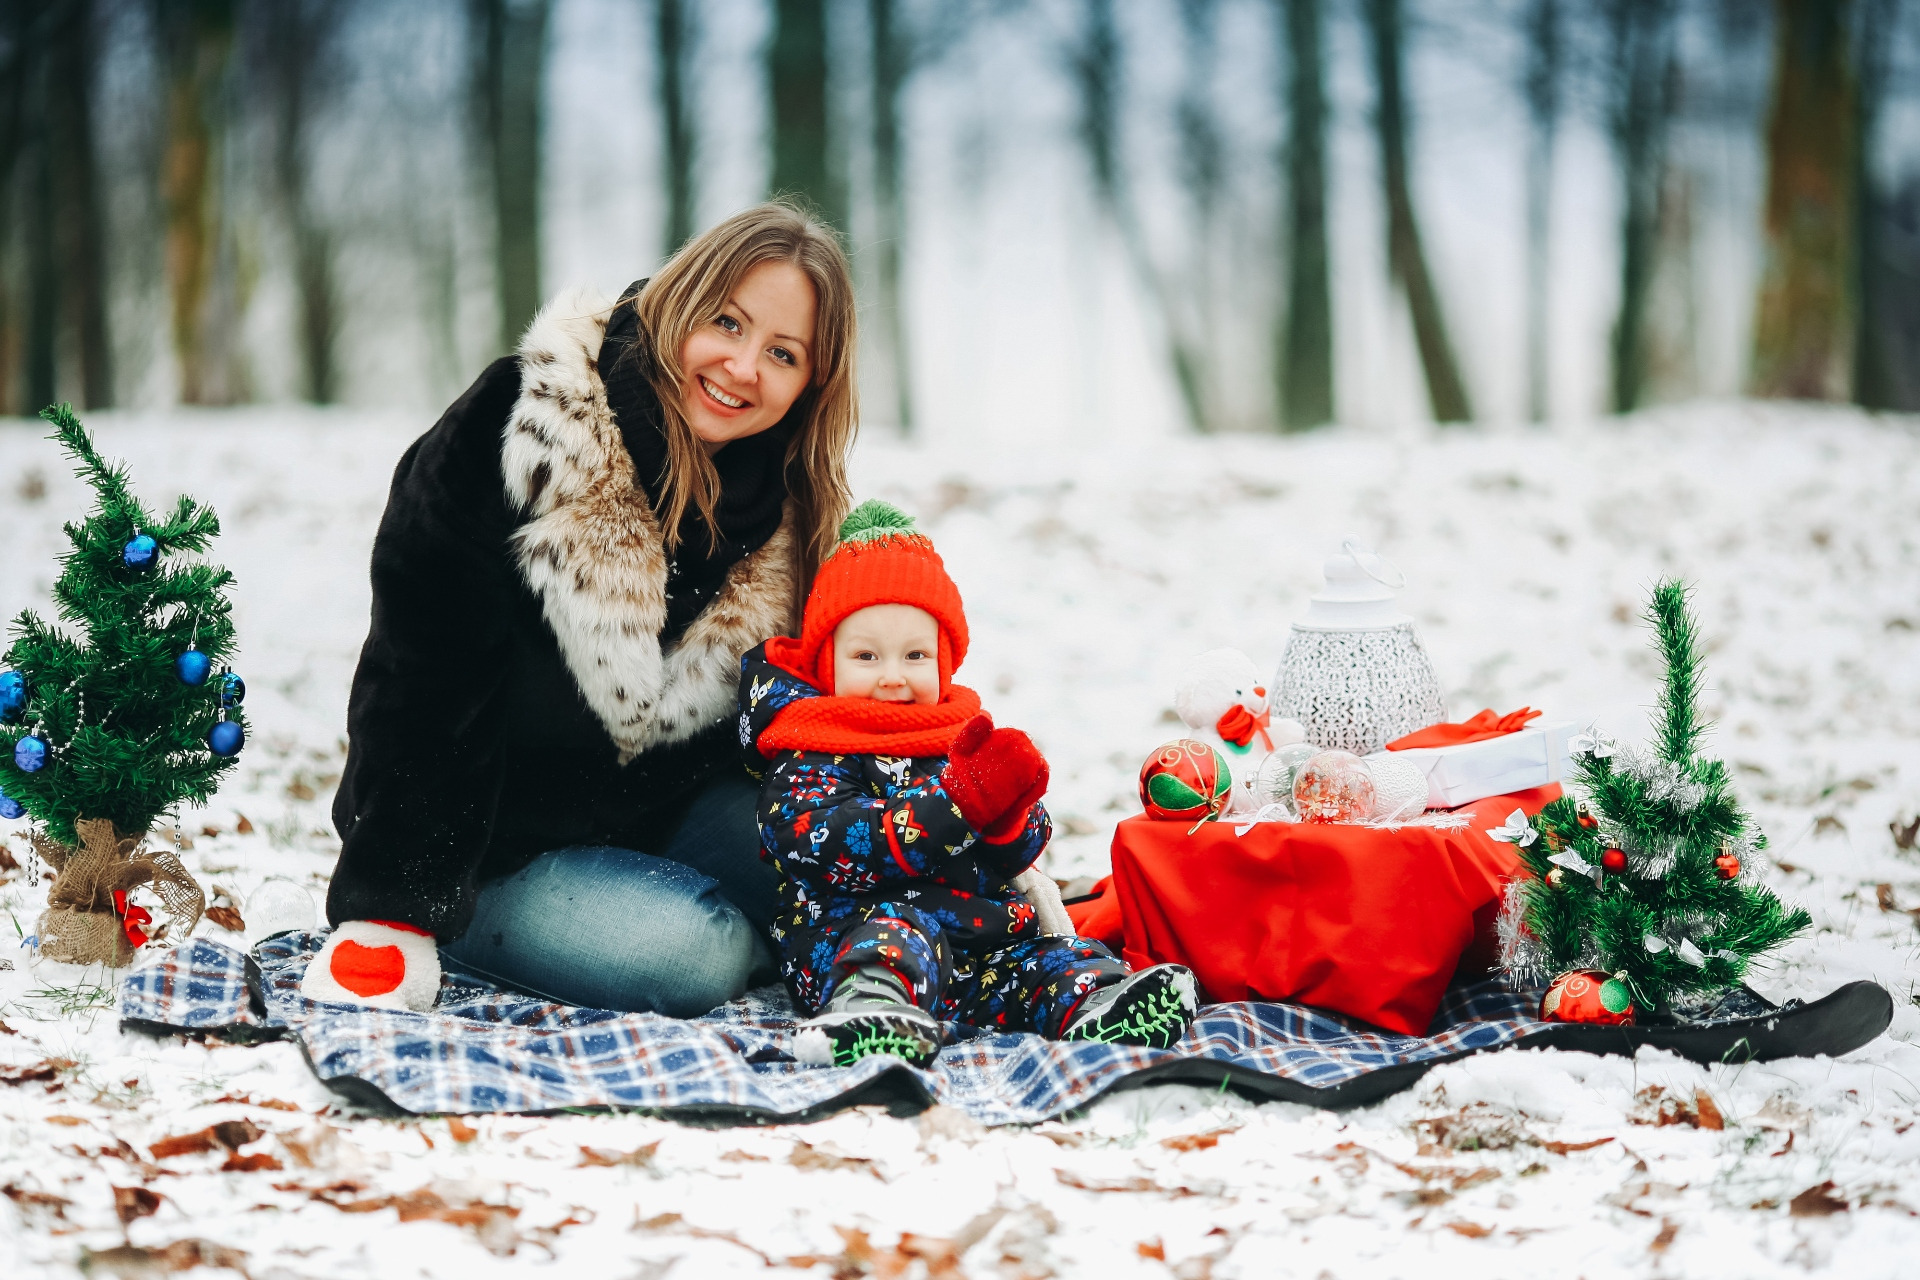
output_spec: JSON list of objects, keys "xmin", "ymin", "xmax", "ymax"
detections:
[
  {"xmin": 303, "ymin": 1185, "xmax": 523, "ymax": 1254},
  {"xmin": 1650, "ymin": 1219, "xmax": 1678, "ymax": 1253},
  {"xmin": 45, "ymin": 1115, "xmax": 85, "ymax": 1127},
  {"xmin": 221, "ymin": 1153, "xmax": 283, "ymax": 1173},
  {"xmin": 446, "ymin": 1116, "xmax": 478, "ymax": 1143},
  {"xmin": 0, "ymin": 1020, "xmax": 16, "ymax": 1035},
  {"xmin": 209, "ymin": 1094, "xmax": 301, "ymax": 1112},
  {"xmin": 150, "ymin": 1120, "xmax": 265, "ymax": 1161},
  {"xmin": 1138, "ymin": 1237, "xmax": 1167, "ymax": 1259},
  {"xmin": 1054, "ymin": 1169, "xmax": 1164, "ymax": 1194},
  {"xmin": 204, "ymin": 905, "xmax": 246, "ymax": 933},
  {"xmin": 3, "ymin": 1183, "xmax": 71, "ymax": 1227},
  {"xmin": 2, "ymin": 1058, "xmax": 73, "ymax": 1086},
  {"xmin": 1162, "ymin": 1127, "xmax": 1237, "ymax": 1152},
  {"xmin": 234, "ymin": 815, "xmax": 254, "ymax": 835},
  {"xmin": 1632, "ymin": 1086, "xmax": 1724, "ymax": 1130},
  {"xmin": 113, "ymin": 1185, "xmax": 162, "ymax": 1225},
  {"xmin": 719, "ymin": 1149, "xmax": 769, "ymax": 1163},
  {"xmin": 789, "ymin": 1140, "xmax": 882, "ymax": 1179},
  {"xmin": 1445, "ymin": 1220, "xmax": 1494, "ymax": 1239},
  {"xmin": 1876, "ymin": 883, "xmax": 1898, "ymax": 912},
  {"xmin": 83, "ymin": 1238, "xmax": 248, "ymax": 1276},
  {"xmin": 1541, "ymin": 1136, "xmax": 1615, "ymax": 1155},
  {"xmin": 578, "ymin": 1141, "xmax": 659, "ymax": 1171},
  {"xmin": 1790, "ymin": 1182, "xmax": 1848, "ymax": 1217},
  {"xmin": 1813, "ymin": 814, "xmax": 1846, "ymax": 836}
]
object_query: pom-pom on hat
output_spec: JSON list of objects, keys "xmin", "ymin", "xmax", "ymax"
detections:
[{"xmin": 767, "ymin": 500, "xmax": 969, "ymax": 694}]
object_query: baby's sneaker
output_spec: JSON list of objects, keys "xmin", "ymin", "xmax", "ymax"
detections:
[
  {"xmin": 1061, "ymin": 964, "xmax": 1197, "ymax": 1049},
  {"xmin": 793, "ymin": 966, "xmax": 942, "ymax": 1068}
]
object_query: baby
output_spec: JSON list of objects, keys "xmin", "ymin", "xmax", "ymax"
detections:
[{"xmin": 739, "ymin": 501, "xmax": 1195, "ymax": 1067}]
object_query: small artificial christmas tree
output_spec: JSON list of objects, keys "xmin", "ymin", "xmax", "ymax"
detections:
[
  {"xmin": 1498, "ymin": 579, "xmax": 1810, "ymax": 1022},
  {"xmin": 0, "ymin": 405, "xmax": 249, "ymax": 965}
]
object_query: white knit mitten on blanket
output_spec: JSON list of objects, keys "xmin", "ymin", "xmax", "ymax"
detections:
[
  {"xmin": 300, "ymin": 919, "xmax": 442, "ymax": 1012},
  {"xmin": 1012, "ymin": 868, "xmax": 1076, "ymax": 937}
]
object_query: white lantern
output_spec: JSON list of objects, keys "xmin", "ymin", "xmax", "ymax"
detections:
[{"xmin": 1273, "ymin": 538, "xmax": 1446, "ymax": 756}]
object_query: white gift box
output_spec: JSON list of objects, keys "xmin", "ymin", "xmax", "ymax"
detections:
[{"xmin": 1366, "ymin": 721, "xmax": 1576, "ymax": 810}]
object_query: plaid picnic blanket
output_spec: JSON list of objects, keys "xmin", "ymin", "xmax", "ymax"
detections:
[{"xmin": 119, "ymin": 932, "xmax": 1561, "ymax": 1124}]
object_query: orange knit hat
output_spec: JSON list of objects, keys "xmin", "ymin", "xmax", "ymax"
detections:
[{"xmin": 764, "ymin": 501, "xmax": 969, "ymax": 694}]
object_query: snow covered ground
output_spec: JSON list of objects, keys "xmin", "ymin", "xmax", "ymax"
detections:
[{"xmin": 3, "ymin": 401, "xmax": 1920, "ymax": 1278}]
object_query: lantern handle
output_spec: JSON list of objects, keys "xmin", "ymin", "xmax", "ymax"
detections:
[{"xmin": 1341, "ymin": 538, "xmax": 1406, "ymax": 590}]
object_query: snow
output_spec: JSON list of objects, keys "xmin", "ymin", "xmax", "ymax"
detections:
[{"xmin": 3, "ymin": 400, "xmax": 1920, "ymax": 1278}]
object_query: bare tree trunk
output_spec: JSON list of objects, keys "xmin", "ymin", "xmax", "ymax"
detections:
[
  {"xmin": 478, "ymin": 0, "xmax": 550, "ymax": 353},
  {"xmin": 1523, "ymin": 0, "xmax": 1559, "ymax": 423},
  {"xmin": 1279, "ymin": 0, "xmax": 1332, "ymax": 431},
  {"xmin": 1070, "ymin": 0, "xmax": 1210, "ymax": 431},
  {"xmin": 656, "ymin": 0, "xmax": 696, "ymax": 257},
  {"xmin": 768, "ymin": 0, "xmax": 841, "ymax": 231},
  {"xmin": 1362, "ymin": 0, "xmax": 1472, "ymax": 423},
  {"xmin": 1605, "ymin": 0, "xmax": 1676, "ymax": 414},
  {"xmin": 0, "ymin": 1, "xmax": 23, "ymax": 411},
  {"xmin": 1750, "ymin": 0, "xmax": 1856, "ymax": 400},
  {"xmin": 869, "ymin": 0, "xmax": 913, "ymax": 432},
  {"xmin": 1850, "ymin": 0, "xmax": 1893, "ymax": 408},
  {"xmin": 257, "ymin": 0, "xmax": 339, "ymax": 403},
  {"xmin": 46, "ymin": 0, "xmax": 112, "ymax": 408},
  {"xmin": 160, "ymin": 0, "xmax": 240, "ymax": 405}
]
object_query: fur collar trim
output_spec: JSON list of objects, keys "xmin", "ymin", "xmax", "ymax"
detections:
[{"xmin": 502, "ymin": 286, "xmax": 798, "ymax": 763}]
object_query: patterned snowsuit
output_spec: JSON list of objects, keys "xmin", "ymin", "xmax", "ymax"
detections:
[{"xmin": 738, "ymin": 643, "xmax": 1127, "ymax": 1037}]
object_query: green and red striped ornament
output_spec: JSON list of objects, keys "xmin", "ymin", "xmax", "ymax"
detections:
[{"xmin": 1138, "ymin": 739, "xmax": 1233, "ymax": 823}]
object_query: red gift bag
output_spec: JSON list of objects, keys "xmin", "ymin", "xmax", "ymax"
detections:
[{"xmin": 1067, "ymin": 786, "xmax": 1559, "ymax": 1034}]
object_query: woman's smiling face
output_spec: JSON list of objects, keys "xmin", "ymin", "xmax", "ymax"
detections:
[{"xmin": 676, "ymin": 259, "xmax": 817, "ymax": 454}]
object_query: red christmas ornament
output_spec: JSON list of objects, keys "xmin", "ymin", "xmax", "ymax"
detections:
[
  {"xmin": 1601, "ymin": 846, "xmax": 1627, "ymax": 874},
  {"xmin": 1540, "ymin": 969, "xmax": 1636, "ymax": 1025},
  {"xmin": 1576, "ymin": 802, "xmax": 1598, "ymax": 830},
  {"xmin": 1714, "ymin": 853, "xmax": 1741, "ymax": 879},
  {"xmin": 1138, "ymin": 739, "xmax": 1232, "ymax": 822}
]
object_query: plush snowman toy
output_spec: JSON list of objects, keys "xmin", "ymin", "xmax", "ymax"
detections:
[{"xmin": 1173, "ymin": 648, "xmax": 1307, "ymax": 813}]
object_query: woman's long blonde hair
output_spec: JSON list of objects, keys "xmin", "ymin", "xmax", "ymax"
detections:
[{"xmin": 630, "ymin": 201, "xmax": 857, "ymax": 601}]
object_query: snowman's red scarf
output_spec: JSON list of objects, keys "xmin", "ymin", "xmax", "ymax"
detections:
[{"xmin": 757, "ymin": 642, "xmax": 983, "ymax": 759}]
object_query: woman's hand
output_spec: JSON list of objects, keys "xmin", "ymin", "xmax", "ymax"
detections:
[
  {"xmin": 943, "ymin": 714, "xmax": 1050, "ymax": 844},
  {"xmin": 300, "ymin": 920, "xmax": 442, "ymax": 1012}
]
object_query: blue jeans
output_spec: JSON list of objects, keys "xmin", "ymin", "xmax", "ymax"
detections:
[{"xmin": 442, "ymin": 774, "xmax": 778, "ymax": 1016}]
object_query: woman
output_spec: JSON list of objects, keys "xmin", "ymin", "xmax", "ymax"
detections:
[{"xmin": 302, "ymin": 203, "xmax": 858, "ymax": 1016}]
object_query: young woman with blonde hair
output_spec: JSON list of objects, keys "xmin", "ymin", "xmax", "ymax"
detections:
[{"xmin": 305, "ymin": 203, "xmax": 859, "ymax": 1015}]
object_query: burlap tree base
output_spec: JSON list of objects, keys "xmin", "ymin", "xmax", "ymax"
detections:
[{"xmin": 34, "ymin": 817, "xmax": 204, "ymax": 967}]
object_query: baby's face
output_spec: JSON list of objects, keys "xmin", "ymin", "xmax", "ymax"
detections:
[{"xmin": 832, "ymin": 604, "xmax": 941, "ymax": 704}]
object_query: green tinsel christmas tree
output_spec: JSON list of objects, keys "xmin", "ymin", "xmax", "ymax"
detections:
[
  {"xmin": 0, "ymin": 406, "xmax": 248, "ymax": 965},
  {"xmin": 1498, "ymin": 579, "xmax": 1810, "ymax": 1018}
]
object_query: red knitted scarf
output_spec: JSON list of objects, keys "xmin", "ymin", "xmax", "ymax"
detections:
[{"xmin": 757, "ymin": 642, "xmax": 983, "ymax": 758}]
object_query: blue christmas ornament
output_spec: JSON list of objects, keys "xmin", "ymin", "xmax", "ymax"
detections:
[
  {"xmin": 0, "ymin": 670, "xmax": 24, "ymax": 721},
  {"xmin": 219, "ymin": 671, "xmax": 246, "ymax": 708},
  {"xmin": 0, "ymin": 788, "xmax": 20, "ymax": 820},
  {"xmin": 14, "ymin": 734, "xmax": 48, "ymax": 772},
  {"xmin": 123, "ymin": 534, "xmax": 158, "ymax": 569},
  {"xmin": 176, "ymin": 648, "xmax": 212, "ymax": 686},
  {"xmin": 208, "ymin": 720, "xmax": 245, "ymax": 757}
]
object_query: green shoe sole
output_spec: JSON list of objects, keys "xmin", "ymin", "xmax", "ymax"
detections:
[{"xmin": 1062, "ymin": 966, "xmax": 1197, "ymax": 1049}]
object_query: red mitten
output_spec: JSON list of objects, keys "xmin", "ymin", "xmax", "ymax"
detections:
[
  {"xmin": 943, "ymin": 714, "xmax": 1050, "ymax": 844},
  {"xmin": 300, "ymin": 919, "xmax": 441, "ymax": 1012}
]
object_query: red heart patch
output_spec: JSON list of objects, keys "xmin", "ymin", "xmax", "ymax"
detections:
[{"xmin": 331, "ymin": 939, "xmax": 405, "ymax": 997}]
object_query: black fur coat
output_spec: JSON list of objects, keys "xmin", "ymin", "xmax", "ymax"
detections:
[{"xmin": 326, "ymin": 287, "xmax": 799, "ymax": 938}]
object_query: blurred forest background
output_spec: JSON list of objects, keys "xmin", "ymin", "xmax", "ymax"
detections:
[{"xmin": 0, "ymin": 0, "xmax": 1916, "ymax": 443}]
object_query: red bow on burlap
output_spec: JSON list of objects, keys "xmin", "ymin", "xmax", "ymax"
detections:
[
  {"xmin": 111, "ymin": 889, "xmax": 153, "ymax": 949},
  {"xmin": 1215, "ymin": 704, "xmax": 1274, "ymax": 752}
]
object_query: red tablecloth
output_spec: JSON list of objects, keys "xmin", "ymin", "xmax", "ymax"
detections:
[{"xmin": 1065, "ymin": 785, "xmax": 1559, "ymax": 1034}]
